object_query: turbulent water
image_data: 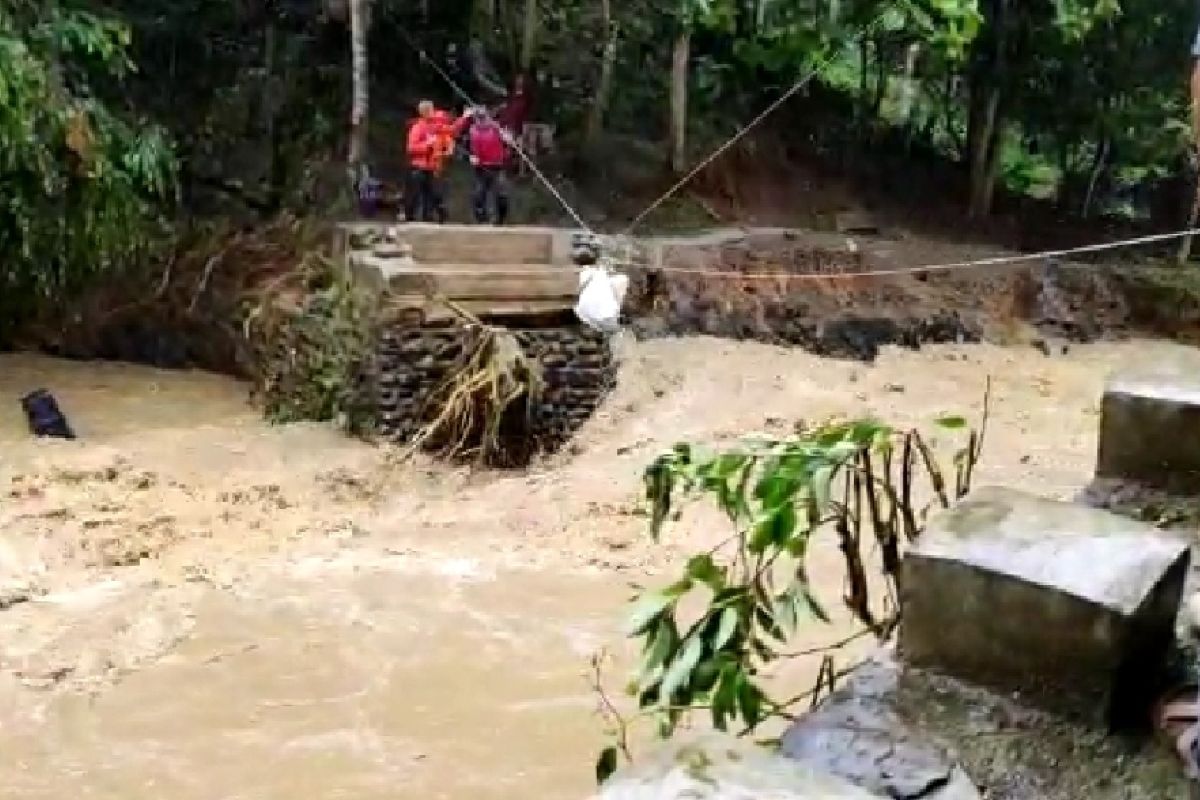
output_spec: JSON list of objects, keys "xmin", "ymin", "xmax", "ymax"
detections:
[{"xmin": 0, "ymin": 338, "xmax": 1187, "ymax": 799}]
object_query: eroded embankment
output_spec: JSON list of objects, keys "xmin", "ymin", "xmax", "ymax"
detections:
[{"xmin": 623, "ymin": 227, "xmax": 1200, "ymax": 361}]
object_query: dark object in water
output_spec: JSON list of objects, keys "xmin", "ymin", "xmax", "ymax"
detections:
[{"xmin": 20, "ymin": 389, "xmax": 76, "ymax": 440}]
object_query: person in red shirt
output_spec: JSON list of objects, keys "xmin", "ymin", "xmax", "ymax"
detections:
[
  {"xmin": 467, "ymin": 110, "xmax": 511, "ymax": 224},
  {"xmin": 495, "ymin": 73, "xmax": 530, "ymax": 146}
]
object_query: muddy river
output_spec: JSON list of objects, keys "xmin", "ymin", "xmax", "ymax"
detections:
[{"xmin": 0, "ymin": 337, "xmax": 1185, "ymax": 799}]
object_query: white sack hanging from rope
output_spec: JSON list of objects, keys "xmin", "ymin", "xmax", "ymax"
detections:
[{"xmin": 574, "ymin": 265, "xmax": 628, "ymax": 333}]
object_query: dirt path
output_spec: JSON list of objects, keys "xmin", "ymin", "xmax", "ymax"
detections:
[{"xmin": 0, "ymin": 336, "xmax": 1185, "ymax": 798}]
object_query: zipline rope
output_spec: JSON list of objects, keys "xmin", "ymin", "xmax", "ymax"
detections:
[
  {"xmin": 622, "ymin": 13, "xmax": 893, "ymax": 235},
  {"xmin": 394, "ymin": 26, "xmax": 593, "ymax": 232}
]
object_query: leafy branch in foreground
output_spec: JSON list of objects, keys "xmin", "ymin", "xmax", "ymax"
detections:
[{"xmin": 595, "ymin": 388, "xmax": 989, "ymax": 782}]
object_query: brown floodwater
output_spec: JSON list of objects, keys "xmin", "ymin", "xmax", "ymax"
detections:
[{"xmin": 0, "ymin": 337, "xmax": 1189, "ymax": 798}]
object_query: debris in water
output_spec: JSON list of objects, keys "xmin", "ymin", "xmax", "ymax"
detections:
[{"xmin": 20, "ymin": 388, "xmax": 76, "ymax": 440}]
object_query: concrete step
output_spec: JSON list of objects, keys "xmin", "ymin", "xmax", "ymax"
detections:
[
  {"xmin": 337, "ymin": 222, "xmax": 580, "ymax": 265},
  {"xmin": 398, "ymin": 224, "xmax": 555, "ymax": 264},
  {"xmin": 349, "ymin": 254, "xmax": 578, "ymax": 302},
  {"xmin": 385, "ymin": 266, "xmax": 579, "ymax": 300},
  {"xmin": 389, "ymin": 297, "xmax": 576, "ymax": 321}
]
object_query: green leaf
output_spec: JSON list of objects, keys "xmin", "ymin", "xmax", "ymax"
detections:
[
  {"xmin": 710, "ymin": 665, "xmax": 739, "ymax": 730},
  {"xmin": 595, "ymin": 746, "xmax": 619, "ymax": 784},
  {"xmin": 637, "ymin": 617, "xmax": 678, "ymax": 685},
  {"xmin": 625, "ymin": 591, "xmax": 672, "ymax": 637},
  {"xmin": 686, "ymin": 554, "xmax": 726, "ymax": 590},
  {"xmin": 935, "ymin": 415, "xmax": 968, "ymax": 430},
  {"xmin": 811, "ymin": 464, "xmax": 834, "ymax": 513},
  {"xmin": 660, "ymin": 634, "xmax": 704, "ymax": 702},
  {"xmin": 713, "ymin": 606, "xmax": 740, "ymax": 651},
  {"xmin": 736, "ymin": 674, "xmax": 764, "ymax": 729},
  {"xmin": 749, "ymin": 502, "xmax": 797, "ymax": 553}
]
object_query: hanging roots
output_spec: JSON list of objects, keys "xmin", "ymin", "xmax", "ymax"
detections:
[{"xmin": 406, "ymin": 315, "xmax": 545, "ymax": 466}]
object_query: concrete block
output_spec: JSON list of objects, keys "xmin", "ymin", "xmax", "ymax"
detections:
[
  {"xmin": 899, "ymin": 486, "xmax": 1189, "ymax": 727},
  {"xmin": 1096, "ymin": 353, "xmax": 1200, "ymax": 493}
]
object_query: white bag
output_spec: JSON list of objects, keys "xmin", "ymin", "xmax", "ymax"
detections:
[{"xmin": 574, "ymin": 266, "xmax": 628, "ymax": 333}]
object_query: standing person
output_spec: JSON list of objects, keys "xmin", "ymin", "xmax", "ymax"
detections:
[
  {"xmin": 495, "ymin": 73, "xmax": 531, "ymax": 151},
  {"xmin": 405, "ymin": 102, "xmax": 469, "ymax": 223},
  {"xmin": 467, "ymin": 110, "xmax": 511, "ymax": 225},
  {"xmin": 430, "ymin": 108, "xmax": 472, "ymax": 220},
  {"xmin": 404, "ymin": 100, "xmax": 441, "ymax": 222}
]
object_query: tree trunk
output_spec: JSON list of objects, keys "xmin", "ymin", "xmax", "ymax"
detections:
[
  {"xmin": 967, "ymin": 85, "xmax": 1001, "ymax": 217},
  {"xmin": 871, "ymin": 38, "xmax": 887, "ymax": 117},
  {"xmin": 966, "ymin": 0, "xmax": 1006, "ymax": 218},
  {"xmin": 520, "ymin": 0, "xmax": 539, "ymax": 72},
  {"xmin": 668, "ymin": 29, "xmax": 691, "ymax": 174},
  {"xmin": 347, "ymin": 0, "xmax": 370, "ymax": 180},
  {"xmin": 1081, "ymin": 138, "xmax": 1109, "ymax": 219},
  {"xmin": 585, "ymin": 0, "xmax": 617, "ymax": 148},
  {"xmin": 897, "ymin": 43, "xmax": 920, "ymax": 125}
]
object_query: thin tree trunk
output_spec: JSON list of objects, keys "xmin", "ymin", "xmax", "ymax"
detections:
[
  {"xmin": 585, "ymin": 0, "xmax": 617, "ymax": 148},
  {"xmin": 348, "ymin": 0, "xmax": 370, "ymax": 179},
  {"xmin": 966, "ymin": 0, "xmax": 1006, "ymax": 218},
  {"xmin": 1081, "ymin": 138, "xmax": 1109, "ymax": 219},
  {"xmin": 897, "ymin": 43, "xmax": 920, "ymax": 125},
  {"xmin": 857, "ymin": 38, "xmax": 869, "ymax": 137},
  {"xmin": 871, "ymin": 38, "xmax": 886, "ymax": 117},
  {"xmin": 967, "ymin": 86, "xmax": 1001, "ymax": 217},
  {"xmin": 520, "ymin": 0, "xmax": 539, "ymax": 72},
  {"xmin": 669, "ymin": 29, "xmax": 691, "ymax": 174}
]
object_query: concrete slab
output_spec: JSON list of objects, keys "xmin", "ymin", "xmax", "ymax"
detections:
[
  {"xmin": 1096, "ymin": 352, "xmax": 1200, "ymax": 493},
  {"xmin": 899, "ymin": 486, "xmax": 1189, "ymax": 727}
]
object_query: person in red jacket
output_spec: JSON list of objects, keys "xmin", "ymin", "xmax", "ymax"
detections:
[
  {"xmin": 404, "ymin": 100, "xmax": 442, "ymax": 222},
  {"xmin": 467, "ymin": 110, "xmax": 511, "ymax": 224},
  {"xmin": 404, "ymin": 102, "xmax": 471, "ymax": 223}
]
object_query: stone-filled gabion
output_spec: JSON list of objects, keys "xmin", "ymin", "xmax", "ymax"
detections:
[{"xmin": 367, "ymin": 318, "xmax": 617, "ymax": 458}]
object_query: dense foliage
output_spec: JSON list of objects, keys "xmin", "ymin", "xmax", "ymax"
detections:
[
  {"xmin": 0, "ymin": 0, "xmax": 175, "ymax": 340},
  {"xmin": 2, "ymin": 0, "xmax": 1197, "ymax": 332}
]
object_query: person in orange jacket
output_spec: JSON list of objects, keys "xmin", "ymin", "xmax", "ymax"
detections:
[{"xmin": 404, "ymin": 101, "xmax": 472, "ymax": 223}]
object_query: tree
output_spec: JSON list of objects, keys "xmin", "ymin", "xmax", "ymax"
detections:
[
  {"xmin": 584, "ymin": 0, "xmax": 619, "ymax": 148},
  {"xmin": 669, "ymin": 28, "xmax": 691, "ymax": 173},
  {"xmin": 347, "ymin": 0, "xmax": 370, "ymax": 181},
  {"xmin": 0, "ymin": 0, "xmax": 175, "ymax": 342}
]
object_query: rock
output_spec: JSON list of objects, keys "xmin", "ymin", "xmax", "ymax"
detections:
[
  {"xmin": 591, "ymin": 733, "xmax": 876, "ymax": 800},
  {"xmin": 781, "ymin": 657, "xmax": 981, "ymax": 799},
  {"xmin": 899, "ymin": 486, "xmax": 1190, "ymax": 728},
  {"xmin": 1095, "ymin": 354, "xmax": 1200, "ymax": 493}
]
